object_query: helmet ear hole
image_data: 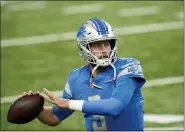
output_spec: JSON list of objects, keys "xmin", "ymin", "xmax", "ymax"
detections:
[{"xmin": 87, "ymin": 32, "xmax": 91, "ymax": 35}]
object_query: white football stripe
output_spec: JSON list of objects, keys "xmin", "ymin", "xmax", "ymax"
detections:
[
  {"xmin": 7, "ymin": 1, "xmax": 46, "ymax": 12},
  {"xmin": 1, "ymin": 76, "xmax": 183, "ymax": 104},
  {"xmin": 145, "ymin": 127, "xmax": 184, "ymax": 131},
  {"xmin": 144, "ymin": 76, "xmax": 184, "ymax": 88},
  {"xmin": 1, "ymin": 1, "xmax": 18, "ymax": 7},
  {"xmin": 1, "ymin": 21, "xmax": 183, "ymax": 47},
  {"xmin": 144, "ymin": 114, "xmax": 184, "ymax": 124},
  {"xmin": 118, "ymin": 6, "xmax": 160, "ymax": 17},
  {"xmin": 63, "ymin": 4, "xmax": 104, "ymax": 15},
  {"xmin": 116, "ymin": 21, "xmax": 183, "ymax": 35}
]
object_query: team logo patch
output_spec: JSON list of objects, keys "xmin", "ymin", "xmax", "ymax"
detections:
[
  {"xmin": 117, "ymin": 64, "xmax": 143, "ymax": 78},
  {"xmin": 127, "ymin": 64, "xmax": 142, "ymax": 74}
]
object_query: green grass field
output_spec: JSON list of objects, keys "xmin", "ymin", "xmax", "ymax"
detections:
[{"xmin": 1, "ymin": 1, "xmax": 184, "ymax": 131}]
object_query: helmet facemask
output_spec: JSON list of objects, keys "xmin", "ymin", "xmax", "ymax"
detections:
[{"xmin": 78, "ymin": 39, "xmax": 117, "ymax": 67}]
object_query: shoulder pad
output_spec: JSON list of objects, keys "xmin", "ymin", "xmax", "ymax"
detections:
[
  {"xmin": 65, "ymin": 65, "xmax": 87, "ymax": 99},
  {"xmin": 117, "ymin": 58, "xmax": 144, "ymax": 79},
  {"xmin": 68, "ymin": 65, "xmax": 87, "ymax": 83}
]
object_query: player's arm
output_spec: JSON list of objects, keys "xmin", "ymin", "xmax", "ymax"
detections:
[
  {"xmin": 44, "ymin": 60, "xmax": 146, "ymax": 116},
  {"xmin": 81, "ymin": 77, "xmax": 145, "ymax": 116},
  {"xmin": 69, "ymin": 60, "xmax": 146, "ymax": 116},
  {"xmin": 38, "ymin": 82, "xmax": 74, "ymax": 126},
  {"xmin": 44, "ymin": 77, "xmax": 142, "ymax": 116},
  {"xmin": 79, "ymin": 61, "xmax": 146, "ymax": 116},
  {"xmin": 37, "ymin": 106, "xmax": 60, "ymax": 126}
]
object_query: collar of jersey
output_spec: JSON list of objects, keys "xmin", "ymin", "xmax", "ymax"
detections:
[{"xmin": 83, "ymin": 64, "xmax": 113, "ymax": 83}]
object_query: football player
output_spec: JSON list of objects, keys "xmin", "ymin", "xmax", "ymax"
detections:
[{"xmin": 32, "ymin": 18, "xmax": 146, "ymax": 131}]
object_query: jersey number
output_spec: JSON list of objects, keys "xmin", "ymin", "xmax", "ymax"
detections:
[{"xmin": 88, "ymin": 95, "xmax": 107, "ymax": 131}]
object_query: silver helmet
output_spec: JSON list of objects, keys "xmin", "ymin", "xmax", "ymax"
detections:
[{"xmin": 76, "ymin": 18, "xmax": 118, "ymax": 67}]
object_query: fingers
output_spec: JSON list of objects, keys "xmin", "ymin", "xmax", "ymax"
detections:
[
  {"xmin": 17, "ymin": 90, "xmax": 41, "ymax": 99},
  {"xmin": 43, "ymin": 88, "xmax": 55, "ymax": 100},
  {"xmin": 22, "ymin": 92, "xmax": 27, "ymax": 96},
  {"xmin": 47, "ymin": 98, "xmax": 56, "ymax": 104},
  {"xmin": 17, "ymin": 92, "xmax": 27, "ymax": 99},
  {"xmin": 21, "ymin": 91, "xmax": 32, "ymax": 96},
  {"xmin": 17, "ymin": 95, "xmax": 22, "ymax": 99},
  {"xmin": 43, "ymin": 88, "xmax": 59, "ymax": 105}
]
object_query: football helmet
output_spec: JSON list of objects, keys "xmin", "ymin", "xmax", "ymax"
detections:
[{"xmin": 76, "ymin": 18, "xmax": 117, "ymax": 67}]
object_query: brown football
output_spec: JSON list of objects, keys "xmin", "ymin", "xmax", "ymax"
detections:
[{"xmin": 7, "ymin": 93, "xmax": 44, "ymax": 124}]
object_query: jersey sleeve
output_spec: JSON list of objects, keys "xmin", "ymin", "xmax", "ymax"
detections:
[
  {"xmin": 117, "ymin": 58, "xmax": 146, "ymax": 88},
  {"xmin": 118, "ymin": 58, "xmax": 144, "ymax": 77},
  {"xmin": 82, "ymin": 77, "xmax": 138, "ymax": 116},
  {"xmin": 82, "ymin": 59, "xmax": 146, "ymax": 116},
  {"xmin": 112, "ymin": 58, "xmax": 146, "ymax": 108},
  {"xmin": 52, "ymin": 81, "xmax": 74, "ymax": 121}
]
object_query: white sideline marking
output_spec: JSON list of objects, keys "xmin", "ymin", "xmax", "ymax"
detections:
[
  {"xmin": 144, "ymin": 76, "xmax": 184, "ymax": 88},
  {"xmin": 1, "ymin": 21, "xmax": 183, "ymax": 47},
  {"xmin": 118, "ymin": 6, "xmax": 160, "ymax": 17},
  {"xmin": 7, "ymin": 1, "xmax": 46, "ymax": 12},
  {"xmin": 144, "ymin": 114, "xmax": 184, "ymax": 124},
  {"xmin": 116, "ymin": 21, "xmax": 183, "ymax": 36},
  {"xmin": 1, "ymin": 1, "xmax": 18, "ymax": 7},
  {"xmin": 145, "ymin": 127, "xmax": 184, "ymax": 131},
  {"xmin": 1, "ymin": 76, "xmax": 183, "ymax": 104},
  {"xmin": 63, "ymin": 4, "xmax": 104, "ymax": 15}
]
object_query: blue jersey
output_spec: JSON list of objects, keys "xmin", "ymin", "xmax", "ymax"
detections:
[{"xmin": 53, "ymin": 57, "xmax": 146, "ymax": 131}]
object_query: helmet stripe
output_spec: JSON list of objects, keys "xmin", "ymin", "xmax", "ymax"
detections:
[
  {"xmin": 90, "ymin": 18, "xmax": 108, "ymax": 35},
  {"xmin": 98, "ymin": 18, "xmax": 109, "ymax": 34}
]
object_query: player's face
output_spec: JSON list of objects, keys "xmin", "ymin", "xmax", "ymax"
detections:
[{"xmin": 89, "ymin": 40, "xmax": 111, "ymax": 59}]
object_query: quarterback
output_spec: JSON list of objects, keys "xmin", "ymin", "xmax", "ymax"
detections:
[{"xmin": 28, "ymin": 18, "xmax": 146, "ymax": 131}]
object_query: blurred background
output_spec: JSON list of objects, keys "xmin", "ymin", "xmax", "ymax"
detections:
[{"xmin": 1, "ymin": 1, "xmax": 184, "ymax": 131}]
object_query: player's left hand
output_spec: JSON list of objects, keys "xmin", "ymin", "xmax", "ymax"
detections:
[{"xmin": 42, "ymin": 88, "xmax": 70, "ymax": 109}]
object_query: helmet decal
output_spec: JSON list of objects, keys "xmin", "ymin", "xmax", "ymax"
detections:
[{"xmin": 89, "ymin": 18, "xmax": 109, "ymax": 35}]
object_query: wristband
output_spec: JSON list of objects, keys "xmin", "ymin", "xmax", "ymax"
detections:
[{"xmin": 69, "ymin": 100, "xmax": 85, "ymax": 111}]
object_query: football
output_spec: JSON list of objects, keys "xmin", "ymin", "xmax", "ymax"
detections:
[{"xmin": 7, "ymin": 93, "xmax": 44, "ymax": 124}]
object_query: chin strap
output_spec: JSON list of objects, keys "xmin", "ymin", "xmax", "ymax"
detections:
[
  {"xmin": 90, "ymin": 63, "xmax": 117, "ymax": 88},
  {"xmin": 110, "ymin": 63, "xmax": 117, "ymax": 80},
  {"xmin": 90, "ymin": 65, "xmax": 101, "ymax": 88}
]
